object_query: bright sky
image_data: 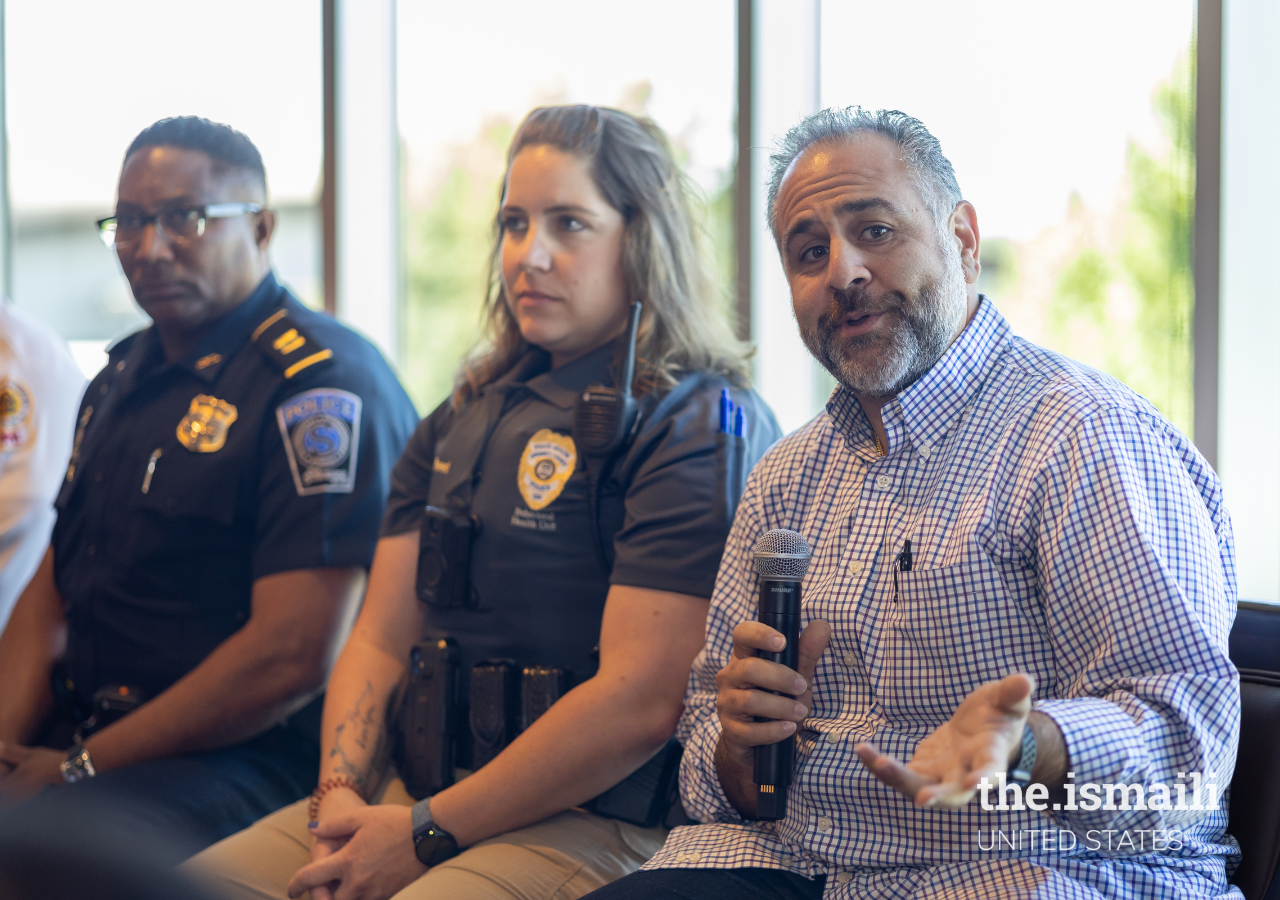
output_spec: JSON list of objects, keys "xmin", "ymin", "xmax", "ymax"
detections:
[{"xmin": 7, "ymin": 0, "xmax": 1192, "ymax": 243}]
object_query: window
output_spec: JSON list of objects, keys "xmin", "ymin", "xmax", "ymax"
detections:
[
  {"xmin": 5, "ymin": 0, "xmax": 323, "ymax": 377},
  {"xmin": 821, "ymin": 0, "xmax": 1197, "ymax": 434},
  {"xmin": 396, "ymin": 0, "xmax": 736, "ymax": 411}
]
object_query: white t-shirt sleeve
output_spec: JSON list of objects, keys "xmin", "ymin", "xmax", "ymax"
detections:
[{"xmin": 0, "ymin": 302, "xmax": 88, "ymax": 629}]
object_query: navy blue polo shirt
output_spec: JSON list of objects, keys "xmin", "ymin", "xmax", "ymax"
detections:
[
  {"xmin": 381, "ymin": 341, "xmax": 782, "ymax": 692},
  {"xmin": 53, "ymin": 272, "xmax": 418, "ymax": 709}
]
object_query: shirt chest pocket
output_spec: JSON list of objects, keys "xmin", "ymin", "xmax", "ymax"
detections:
[
  {"xmin": 126, "ymin": 444, "xmax": 243, "ymax": 564},
  {"xmin": 875, "ymin": 557, "xmax": 1053, "ymax": 727}
]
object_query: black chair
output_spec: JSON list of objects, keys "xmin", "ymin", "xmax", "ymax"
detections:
[{"xmin": 1227, "ymin": 600, "xmax": 1280, "ymax": 900}]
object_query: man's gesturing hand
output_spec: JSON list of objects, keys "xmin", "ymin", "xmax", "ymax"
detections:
[
  {"xmin": 716, "ymin": 619, "xmax": 831, "ymax": 768},
  {"xmin": 855, "ymin": 672, "xmax": 1034, "ymax": 809}
]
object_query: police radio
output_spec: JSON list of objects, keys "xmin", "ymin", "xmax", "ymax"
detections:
[{"xmin": 573, "ymin": 301, "xmax": 641, "ymax": 456}]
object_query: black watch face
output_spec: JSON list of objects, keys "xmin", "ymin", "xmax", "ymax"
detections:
[{"xmin": 415, "ymin": 829, "xmax": 459, "ymax": 868}]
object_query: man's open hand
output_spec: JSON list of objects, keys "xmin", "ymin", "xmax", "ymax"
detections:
[
  {"xmin": 855, "ymin": 672, "xmax": 1034, "ymax": 809},
  {"xmin": 287, "ymin": 803, "xmax": 426, "ymax": 900},
  {"xmin": 715, "ymin": 619, "xmax": 832, "ymax": 767}
]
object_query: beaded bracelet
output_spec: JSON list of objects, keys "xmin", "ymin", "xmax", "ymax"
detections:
[{"xmin": 308, "ymin": 776, "xmax": 363, "ymax": 821}]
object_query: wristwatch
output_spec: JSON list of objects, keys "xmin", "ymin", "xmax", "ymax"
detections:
[
  {"xmin": 411, "ymin": 797, "xmax": 461, "ymax": 868},
  {"xmin": 60, "ymin": 742, "xmax": 97, "ymax": 783},
  {"xmin": 1008, "ymin": 723, "xmax": 1037, "ymax": 787}
]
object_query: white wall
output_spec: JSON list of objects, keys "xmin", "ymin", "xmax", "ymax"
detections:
[{"xmin": 1217, "ymin": 0, "xmax": 1280, "ymax": 600}]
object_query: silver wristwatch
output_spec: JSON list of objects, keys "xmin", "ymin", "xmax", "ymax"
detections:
[{"xmin": 60, "ymin": 743, "xmax": 97, "ymax": 783}]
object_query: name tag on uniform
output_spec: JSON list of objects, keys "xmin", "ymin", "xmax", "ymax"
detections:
[{"xmin": 276, "ymin": 388, "xmax": 362, "ymax": 496}]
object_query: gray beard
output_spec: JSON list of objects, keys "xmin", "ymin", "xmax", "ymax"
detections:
[{"xmin": 800, "ymin": 248, "xmax": 968, "ymax": 400}]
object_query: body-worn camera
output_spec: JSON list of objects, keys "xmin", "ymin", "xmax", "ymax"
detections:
[
  {"xmin": 417, "ymin": 506, "xmax": 475, "ymax": 609},
  {"xmin": 397, "ymin": 638, "xmax": 460, "ymax": 800}
]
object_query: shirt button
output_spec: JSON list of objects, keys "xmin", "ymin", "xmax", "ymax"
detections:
[
  {"xmin": 817, "ymin": 816, "xmax": 833, "ymax": 833},
  {"xmin": 836, "ymin": 871, "xmax": 853, "ymax": 884},
  {"xmin": 848, "ymin": 560, "xmax": 863, "ymax": 575},
  {"xmin": 843, "ymin": 652, "xmax": 855, "ymax": 666},
  {"xmin": 87, "ymin": 545, "xmax": 96, "ymax": 558},
  {"xmin": 115, "ymin": 360, "xmax": 126, "ymax": 371},
  {"xmin": 98, "ymin": 383, "xmax": 109, "ymax": 395},
  {"xmin": 93, "ymin": 471, "xmax": 103, "ymax": 484},
  {"xmin": 688, "ymin": 852, "xmax": 702, "ymax": 863},
  {"xmin": 825, "ymin": 731, "xmax": 840, "ymax": 744},
  {"xmin": 875, "ymin": 475, "xmax": 890, "ymax": 489}
]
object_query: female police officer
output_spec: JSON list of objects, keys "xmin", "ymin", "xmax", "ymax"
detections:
[{"xmin": 191, "ymin": 105, "xmax": 780, "ymax": 900}]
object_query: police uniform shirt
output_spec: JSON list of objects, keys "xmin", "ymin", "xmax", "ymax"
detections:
[
  {"xmin": 381, "ymin": 339, "xmax": 782, "ymax": 688},
  {"xmin": 0, "ymin": 302, "xmax": 86, "ymax": 630},
  {"xmin": 53, "ymin": 272, "xmax": 419, "ymax": 709}
]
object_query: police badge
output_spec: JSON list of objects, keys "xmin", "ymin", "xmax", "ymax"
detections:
[
  {"xmin": 276, "ymin": 388, "xmax": 362, "ymax": 495},
  {"xmin": 176, "ymin": 394, "xmax": 238, "ymax": 453},
  {"xmin": 517, "ymin": 428, "xmax": 577, "ymax": 511},
  {"xmin": 0, "ymin": 378, "xmax": 34, "ymax": 449}
]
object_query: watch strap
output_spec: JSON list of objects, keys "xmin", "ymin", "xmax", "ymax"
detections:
[
  {"xmin": 1008, "ymin": 722, "xmax": 1037, "ymax": 787},
  {"xmin": 412, "ymin": 797, "xmax": 461, "ymax": 868}
]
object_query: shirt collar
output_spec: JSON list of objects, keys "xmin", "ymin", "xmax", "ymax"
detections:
[
  {"xmin": 826, "ymin": 295, "xmax": 1011, "ymax": 458},
  {"xmin": 177, "ymin": 272, "xmax": 284, "ymax": 383},
  {"xmin": 519, "ymin": 339, "xmax": 619, "ymax": 411}
]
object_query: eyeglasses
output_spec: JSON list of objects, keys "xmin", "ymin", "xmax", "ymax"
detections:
[{"xmin": 96, "ymin": 202, "xmax": 263, "ymax": 250}]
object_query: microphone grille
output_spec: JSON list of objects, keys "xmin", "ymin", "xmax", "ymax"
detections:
[{"xmin": 752, "ymin": 529, "xmax": 812, "ymax": 579}]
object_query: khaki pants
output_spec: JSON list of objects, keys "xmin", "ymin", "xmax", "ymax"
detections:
[{"xmin": 185, "ymin": 776, "xmax": 667, "ymax": 900}]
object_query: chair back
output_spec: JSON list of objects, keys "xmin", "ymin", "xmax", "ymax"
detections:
[{"xmin": 1227, "ymin": 601, "xmax": 1280, "ymax": 900}]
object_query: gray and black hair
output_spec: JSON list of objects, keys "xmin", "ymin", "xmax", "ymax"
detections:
[{"xmin": 766, "ymin": 107, "xmax": 962, "ymax": 242}]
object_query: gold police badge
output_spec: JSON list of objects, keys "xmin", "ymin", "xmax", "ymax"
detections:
[
  {"xmin": 517, "ymin": 428, "xmax": 576, "ymax": 510},
  {"xmin": 176, "ymin": 394, "xmax": 238, "ymax": 453}
]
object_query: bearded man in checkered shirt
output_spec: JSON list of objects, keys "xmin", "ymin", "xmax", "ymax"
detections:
[{"xmin": 584, "ymin": 108, "xmax": 1240, "ymax": 900}]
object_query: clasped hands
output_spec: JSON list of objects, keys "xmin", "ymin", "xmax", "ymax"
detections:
[
  {"xmin": 286, "ymin": 789, "xmax": 426, "ymax": 900},
  {"xmin": 0, "ymin": 741, "xmax": 65, "ymax": 803},
  {"xmin": 715, "ymin": 619, "xmax": 1034, "ymax": 809}
]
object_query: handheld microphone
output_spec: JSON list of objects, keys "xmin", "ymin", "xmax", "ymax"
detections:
[
  {"xmin": 751, "ymin": 528, "xmax": 812, "ymax": 820},
  {"xmin": 573, "ymin": 301, "xmax": 642, "ymax": 456}
]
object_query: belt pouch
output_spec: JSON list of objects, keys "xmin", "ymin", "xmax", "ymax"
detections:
[
  {"xmin": 520, "ymin": 665, "xmax": 568, "ymax": 731},
  {"xmin": 397, "ymin": 638, "xmax": 459, "ymax": 800},
  {"xmin": 470, "ymin": 659, "xmax": 520, "ymax": 769}
]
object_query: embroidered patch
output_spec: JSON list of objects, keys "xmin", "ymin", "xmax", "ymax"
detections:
[
  {"xmin": 276, "ymin": 388, "xmax": 362, "ymax": 495},
  {"xmin": 517, "ymin": 428, "xmax": 576, "ymax": 511},
  {"xmin": 176, "ymin": 394, "xmax": 238, "ymax": 453},
  {"xmin": 0, "ymin": 378, "xmax": 34, "ymax": 449}
]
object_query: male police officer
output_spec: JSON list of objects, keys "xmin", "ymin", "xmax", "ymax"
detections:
[{"xmin": 0, "ymin": 117, "xmax": 418, "ymax": 858}]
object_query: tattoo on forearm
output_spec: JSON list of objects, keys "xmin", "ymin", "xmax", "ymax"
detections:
[{"xmin": 329, "ymin": 680, "xmax": 389, "ymax": 792}]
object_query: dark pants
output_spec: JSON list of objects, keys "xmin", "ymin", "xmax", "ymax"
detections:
[
  {"xmin": 2, "ymin": 724, "xmax": 317, "ymax": 864},
  {"xmin": 583, "ymin": 867, "xmax": 827, "ymax": 900}
]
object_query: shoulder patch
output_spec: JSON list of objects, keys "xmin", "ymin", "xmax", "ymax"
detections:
[
  {"xmin": 276, "ymin": 388, "xmax": 362, "ymax": 495},
  {"xmin": 252, "ymin": 309, "xmax": 334, "ymax": 379}
]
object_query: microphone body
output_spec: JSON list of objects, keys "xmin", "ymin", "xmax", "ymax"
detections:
[{"xmin": 751, "ymin": 529, "xmax": 812, "ymax": 821}]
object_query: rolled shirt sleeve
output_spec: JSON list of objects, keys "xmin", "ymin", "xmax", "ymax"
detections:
[
  {"xmin": 609, "ymin": 377, "xmax": 780, "ymax": 599},
  {"xmin": 1027, "ymin": 406, "xmax": 1238, "ymax": 839}
]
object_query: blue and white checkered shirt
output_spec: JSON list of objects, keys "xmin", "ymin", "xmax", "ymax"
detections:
[{"xmin": 648, "ymin": 298, "xmax": 1241, "ymax": 899}]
